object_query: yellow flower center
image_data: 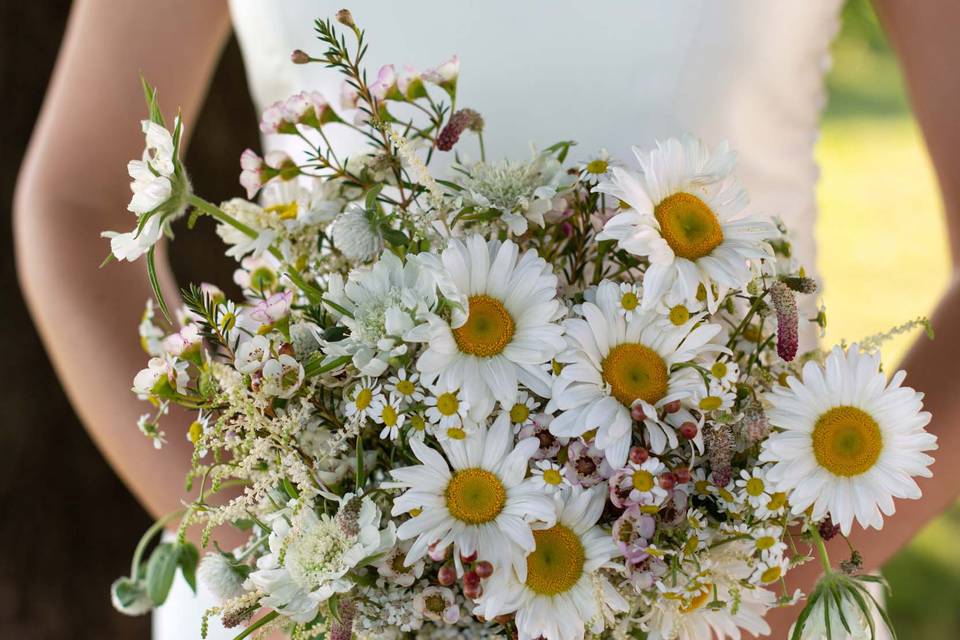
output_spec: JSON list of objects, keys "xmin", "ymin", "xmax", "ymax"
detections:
[
  {"xmin": 445, "ymin": 468, "xmax": 506, "ymax": 524},
  {"xmin": 452, "ymin": 295, "xmax": 515, "ymax": 357},
  {"xmin": 188, "ymin": 421, "xmax": 203, "ymax": 445},
  {"xmin": 585, "ymin": 159, "xmax": 609, "ymax": 174},
  {"xmin": 683, "ymin": 537, "xmax": 700, "ymax": 555},
  {"xmin": 396, "ymin": 379, "xmax": 416, "ymax": 396},
  {"xmin": 542, "ymin": 469, "xmax": 563, "ymax": 486},
  {"xmin": 711, "ymin": 362, "xmax": 728, "ymax": 379},
  {"xmin": 265, "ymin": 201, "xmax": 299, "ymax": 220},
  {"xmin": 767, "ymin": 492, "xmax": 788, "ymax": 511},
  {"xmin": 510, "ymin": 403, "xmax": 531, "ymax": 424},
  {"xmin": 525, "ymin": 524, "xmax": 585, "ymax": 596},
  {"xmin": 601, "ymin": 343, "xmax": 669, "ymax": 407},
  {"xmin": 760, "ymin": 565, "xmax": 783, "ymax": 584},
  {"xmin": 436, "ymin": 392, "xmax": 460, "ymax": 416},
  {"xmin": 632, "ymin": 470, "xmax": 655, "ymax": 492},
  {"xmin": 355, "ymin": 388, "xmax": 373, "ymax": 411},
  {"xmin": 446, "ymin": 427, "xmax": 467, "ymax": 440},
  {"xmin": 755, "ymin": 536, "xmax": 777, "ymax": 551},
  {"xmin": 699, "ymin": 396, "xmax": 723, "ymax": 411},
  {"xmin": 653, "ymin": 192, "xmax": 724, "ymax": 260},
  {"xmin": 812, "ymin": 406, "xmax": 883, "ymax": 477},
  {"xmin": 680, "ymin": 587, "xmax": 712, "ymax": 613},
  {"xmin": 620, "ymin": 291, "xmax": 639, "ymax": 311},
  {"xmin": 410, "ymin": 415, "xmax": 426, "ymax": 432},
  {"xmin": 381, "ymin": 404, "xmax": 398, "ymax": 427},
  {"xmin": 668, "ymin": 305, "xmax": 690, "ymax": 326},
  {"xmin": 745, "ymin": 478, "xmax": 765, "ymax": 497}
]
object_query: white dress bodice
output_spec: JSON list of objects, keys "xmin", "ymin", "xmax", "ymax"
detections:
[{"xmin": 155, "ymin": 2, "xmax": 842, "ymax": 637}]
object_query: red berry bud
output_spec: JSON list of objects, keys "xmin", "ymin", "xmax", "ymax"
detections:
[
  {"xmin": 674, "ymin": 466, "xmax": 691, "ymax": 484},
  {"xmin": 475, "ymin": 560, "xmax": 494, "ymax": 579},
  {"xmin": 437, "ymin": 564, "xmax": 457, "ymax": 586},
  {"xmin": 629, "ymin": 446, "xmax": 649, "ymax": 464},
  {"xmin": 630, "ymin": 404, "xmax": 646, "ymax": 421},
  {"xmin": 659, "ymin": 472, "xmax": 677, "ymax": 490},
  {"xmin": 679, "ymin": 421, "xmax": 698, "ymax": 440},
  {"xmin": 464, "ymin": 583, "xmax": 483, "ymax": 599},
  {"xmin": 463, "ymin": 570, "xmax": 481, "ymax": 589},
  {"xmin": 664, "ymin": 400, "xmax": 681, "ymax": 414}
]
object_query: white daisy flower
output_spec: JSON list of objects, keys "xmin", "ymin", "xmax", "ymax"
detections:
[
  {"xmin": 755, "ymin": 490, "xmax": 790, "ymax": 521},
  {"xmin": 654, "ymin": 288, "xmax": 706, "ymax": 329},
  {"xmin": 708, "ymin": 359, "xmax": 739, "ymax": 388},
  {"xmin": 614, "ymin": 282, "xmax": 644, "ymax": 321},
  {"xmin": 735, "ymin": 468, "xmax": 772, "ymax": 510},
  {"xmin": 344, "ymin": 378, "xmax": 383, "ymax": 422},
  {"xmin": 595, "ymin": 135, "xmax": 776, "ymax": 312},
  {"xmin": 749, "ymin": 525, "xmax": 787, "ymax": 561},
  {"xmin": 502, "ymin": 391, "xmax": 538, "ymax": 432},
  {"xmin": 386, "ymin": 368, "xmax": 424, "ymax": 404},
  {"xmin": 372, "ymin": 392, "xmax": 406, "ymax": 441},
  {"xmin": 386, "ymin": 414, "xmax": 555, "ymax": 578},
  {"xmin": 474, "ymin": 486, "xmax": 628, "ymax": 640},
  {"xmin": 530, "ymin": 460, "xmax": 568, "ymax": 495},
  {"xmin": 760, "ymin": 345, "xmax": 937, "ymax": 534},
  {"xmin": 413, "ymin": 235, "xmax": 566, "ymax": 421},
  {"xmin": 247, "ymin": 495, "xmax": 395, "ymax": 623},
  {"xmin": 691, "ymin": 380, "xmax": 736, "ymax": 414},
  {"xmin": 550, "ymin": 280, "xmax": 722, "ymax": 466},
  {"xmin": 424, "ymin": 384, "xmax": 472, "ymax": 431},
  {"xmin": 324, "ymin": 251, "xmax": 438, "ymax": 377},
  {"xmin": 751, "ymin": 555, "xmax": 789, "ymax": 586},
  {"xmin": 643, "ymin": 578, "xmax": 774, "ymax": 640}
]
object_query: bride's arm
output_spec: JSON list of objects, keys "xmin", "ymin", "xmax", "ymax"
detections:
[
  {"xmin": 13, "ymin": 0, "xmax": 230, "ymax": 519},
  {"xmin": 766, "ymin": 0, "xmax": 960, "ymax": 635}
]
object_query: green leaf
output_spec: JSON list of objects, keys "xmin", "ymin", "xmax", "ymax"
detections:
[
  {"xmin": 791, "ymin": 587, "xmax": 822, "ymax": 640},
  {"xmin": 145, "ymin": 543, "xmax": 179, "ymax": 605},
  {"xmin": 364, "ymin": 184, "xmax": 384, "ymax": 213},
  {"xmin": 381, "ymin": 225, "xmax": 409, "ymax": 248},
  {"xmin": 282, "ymin": 476, "xmax": 300, "ymax": 499},
  {"xmin": 177, "ymin": 543, "xmax": 199, "ymax": 594},
  {"xmin": 146, "ymin": 246, "xmax": 171, "ymax": 323},
  {"xmin": 140, "ymin": 75, "xmax": 165, "ymax": 127}
]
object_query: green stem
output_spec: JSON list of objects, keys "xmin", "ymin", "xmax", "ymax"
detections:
[
  {"xmin": 809, "ymin": 522, "xmax": 833, "ymax": 575},
  {"xmin": 232, "ymin": 611, "xmax": 280, "ymax": 640},
  {"xmin": 187, "ymin": 194, "xmax": 284, "ymax": 262},
  {"xmin": 130, "ymin": 510, "xmax": 185, "ymax": 578}
]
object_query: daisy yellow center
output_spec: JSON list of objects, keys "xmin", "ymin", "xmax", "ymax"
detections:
[
  {"xmin": 699, "ymin": 396, "xmax": 723, "ymax": 411},
  {"xmin": 265, "ymin": 201, "xmax": 299, "ymax": 220},
  {"xmin": 745, "ymin": 478, "xmax": 765, "ymax": 497},
  {"xmin": 452, "ymin": 295, "xmax": 515, "ymax": 357},
  {"xmin": 620, "ymin": 292, "xmax": 639, "ymax": 311},
  {"xmin": 585, "ymin": 159, "xmax": 609, "ymax": 174},
  {"xmin": 355, "ymin": 388, "xmax": 373, "ymax": 411},
  {"xmin": 632, "ymin": 470, "xmax": 655, "ymax": 492},
  {"xmin": 510, "ymin": 403, "xmax": 531, "ymax": 424},
  {"xmin": 680, "ymin": 587, "xmax": 712, "ymax": 613},
  {"xmin": 768, "ymin": 492, "xmax": 788, "ymax": 510},
  {"xmin": 760, "ymin": 565, "xmax": 783, "ymax": 584},
  {"xmin": 396, "ymin": 379, "xmax": 415, "ymax": 396},
  {"xmin": 188, "ymin": 421, "xmax": 203, "ymax": 445},
  {"xmin": 436, "ymin": 392, "xmax": 460, "ymax": 416},
  {"xmin": 410, "ymin": 415, "xmax": 426, "ymax": 432},
  {"xmin": 542, "ymin": 469, "xmax": 563, "ymax": 485},
  {"xmin": 525, "ymin": 524, "xmax": 586, "ymax": 596},
  {"xmin": 755, "ymin": 536, "xmax": 777, "ymax": 551},
  {"xmin": 445, "ymin": 468, "xmax": 506, "ymax": 524},
  {"xmin": 381, "ymin": 405, "xmax": 398, "ymax": 427},
  {"xmin": 654, "ymin": 192, "xmax": 724, "ymax": 260},
  {"xmin": 446, "ymin": 427, "xmax": 467, "ymax": 440},
  {"xmin": 601, "ymin": 343, "xmax": 669, "ymax": 407},
  {"xmin": 812, "ymin": 406, "xmax": 883, "ymax": 477},
  {"xmin": 669, "ymin": 305, "xmax": 690, "ymax": 326},
  {"xmin": 711, "ymin": 362, "xmax": 728, "ymax": 379}
]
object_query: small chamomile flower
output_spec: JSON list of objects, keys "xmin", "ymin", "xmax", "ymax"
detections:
[
  {"xmin": 708, "ymin": 359, "xmax": 739, "ymax": 388},
  {"xmin": 709, "ymin": 480, "xmax": 744, "ymax": 514},
  {"xmin": 751, "ymin": 555, "xmax": 789, "ymax": 586},
  {"xmin": 755, "ymin": 490, "xmax": 790, "ymax": 520},
  {"xmin": 386, "ymin": 368, "xmax": 423, "ymax": 404},
  {"xmin": 530, "ymin": 460, "xmax": 568, "ymax": 494},
  {"xmin": 424, "ymin": 385, "xmax": 471, "ymax": 430},
  {"xmin": 655, "ymin": 289, "xmax": 705, "ymax": 329},
  {"xmin": 502, "ymin": 391, "xmax": 538, "ymax": 432},
  {"xmin": 406, "ymin": 413, "xmax": 429, "ymax": 441},
  {"xmin": 344, "ymin": 378, "xmax": 383, "ymax": 421},
  {"xmin": 735, "ymin": 468, "xmax": 772, "ymax": 509},
  {"xmin": 615, "ymin": 282, "xmax": 644, "ymax": 320},
  {"xmin": 749, "ymin": 525, "xmax": 787, "ymax": 560},
  {"xmin": 372, "ymin": 393, "xmax": 406, "ymax": 441},
  {"xmin": 692, "ymin": 381, "xmax": 735, "ymax": 413}
]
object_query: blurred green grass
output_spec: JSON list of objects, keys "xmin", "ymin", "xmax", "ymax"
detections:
[{"xmin": 817, "ymin": 1, "xmax": 959, "ymax": 636}]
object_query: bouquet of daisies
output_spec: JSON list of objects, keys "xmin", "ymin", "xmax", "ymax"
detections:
[{"xmin": 105, "ymin": 10, "xmax": 937, "ymax": 640}]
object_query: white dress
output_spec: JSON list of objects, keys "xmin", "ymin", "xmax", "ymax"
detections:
[{"xmin": 154, "ymin": 1, "xmax": 843, "ymax": 638}]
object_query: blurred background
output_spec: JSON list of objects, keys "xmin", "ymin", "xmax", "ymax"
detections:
[{"xmin": 1, "ymin": 0, "xmax": 956, "ymax": 637}]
